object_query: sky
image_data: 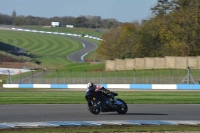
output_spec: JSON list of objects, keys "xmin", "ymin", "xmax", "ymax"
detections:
[{"xmin": 0, "ymin": 0, "xmax": 158, "ymax": 22}]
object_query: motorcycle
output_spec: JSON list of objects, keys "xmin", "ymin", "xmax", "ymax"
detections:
[{"xmin": 85, "ymin": 87, "xmax": 128, "ymax": 115}]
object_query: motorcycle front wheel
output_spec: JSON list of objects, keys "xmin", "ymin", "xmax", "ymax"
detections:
[
  {"xmin": 116, "ymin": 99, "xmax": 128, "ymax": 114},
  {"xmin": 87, "ymin": 98, "xmax": 101, "ymax": 115}
]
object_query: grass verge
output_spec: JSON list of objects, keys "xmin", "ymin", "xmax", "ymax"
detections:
[{"xmin": 0, "ymin": 90, "xmax": 200, "ymax": 104}]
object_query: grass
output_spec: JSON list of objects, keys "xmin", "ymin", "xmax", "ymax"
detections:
[
  {"xmin": 16, "ymin": 25, "xmax": 106, "ymax": 61},
  {"xmin": 0, "ymin": 27, "xmax": 105, "ymax": 70},
  {"xmin": 1, "ymin": 125, "xmax": 200, "ymax": 133},
  {"xmin": 28, "ymin": 27, "xmax": 105, "ymax": 62},
  {"xmin": 0, "ymin": 90, "xmax": 200, "ymax": 104},
  {"xmin": 0, "ymin": 30, "xmax": 84, "ymax": 69},
  {"xmin": 56, "ymin": 62, "xmax": 105, "ymax": 72},
  {"xmin": 0, "ymin": 50, "xmax": 31, "ymax": 62},
  {"xmin": 0, "ymin": 75, "xmax": 7, "ymax": 87}
]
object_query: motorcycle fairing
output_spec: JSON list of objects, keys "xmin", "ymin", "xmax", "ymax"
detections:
[{"xmin": 85, "ymin": 88, "xmax": 116, "ymax": 112}]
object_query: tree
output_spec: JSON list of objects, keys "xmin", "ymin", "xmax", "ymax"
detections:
[
  {"xmin": 12, "ymin": 10, "xmax": 17, "ymax": 25},
  {"xmin": 118, "ymin": 23, "xmax": 138, "ymax": 58},
  {"xmin": 73, "ymin": 16, "xmax": 87, "ymax": 27},
  {"xmin": 164, "ymin": 0, "xmax": 200, "ymax": 56},
  {"xmin": 151, "ymin": 0, "xmax": 172, "ymax": 15},
  {"xmin": 97, "ymin": 23, "xmax": 139, "ymax": 59},
  {"xmin": 12, "ymin": 10, "xmax": 17, "ymax": 18},
  {"xmin": 97, "ymin": 28, "xmax": 121, "ymax": 59},
  {"xmin": 138, "ymin": 18, "xmax": 163, "ymax": 57}
]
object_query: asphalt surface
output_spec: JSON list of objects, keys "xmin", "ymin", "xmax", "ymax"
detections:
[
  {"xmin": 0, "ymin": 104, "xmax": 200, "ymax": 122},
  {"xmin": 66, "ymin": 36, "xmax": 97, "ymax": 62}
]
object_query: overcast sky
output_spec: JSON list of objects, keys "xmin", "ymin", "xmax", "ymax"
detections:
[{"xmin": 0, "ymin": 0, "xmax": 157, "ymax": 22}]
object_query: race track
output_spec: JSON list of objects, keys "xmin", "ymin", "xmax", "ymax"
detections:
[
  {"xmin": 1, "ymin": 28, "xmax": 199, "ymax": 127},
  {"xmin": 66, "ymin": 36, "xmax": 97, "ymax": 62},
  {"xmin": 0, "ymin": 104, "xmax": 200, "ymax": 123}
]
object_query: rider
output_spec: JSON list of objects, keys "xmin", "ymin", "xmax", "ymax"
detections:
[{"xmin": 87, "ymin": 82, "xmax": 111, "ymax": 97}]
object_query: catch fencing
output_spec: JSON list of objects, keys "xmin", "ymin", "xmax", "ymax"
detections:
[{"xmin": 7, "ymin": 68, "xmax": 200, "ymax": 84}]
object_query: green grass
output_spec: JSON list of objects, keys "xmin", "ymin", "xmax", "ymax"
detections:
[
  {"xmin": 0, "ymin": 75, "xmax": 7, "ymax": 87},
  {"xmin": 57, "ymin": 62, "xmax": 105, "ymax": 72},
  {"xmin": 0, "ymin": 30, "xmax": 84, "ymax": 69},
  {"xmin": 1, "ymin": 125, "xmax": 200, "ymax": 133},
  {"xmin": 0, "ymin": 27, "xmax": 105, "ymax": 70},
  {"xmin": 21, "ymin": 26, "xmax": 105, "ymax": 62},
  {"xmin": 0, "ymin": 90, "xmax": 200, "ymax": 104}
]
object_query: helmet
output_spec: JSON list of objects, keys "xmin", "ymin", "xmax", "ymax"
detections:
[{"xmin": 87, "ymin": 82, "xmax": 94, "ymax": 88}]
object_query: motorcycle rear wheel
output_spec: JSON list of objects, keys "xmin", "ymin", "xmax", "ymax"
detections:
[
  {"xmin": 116, "ymin": 99, "xmax": 128, "ymax": 114},
  {"xmin": 87, "ymin": 99, "xmax": 101, "ymax": 115}
]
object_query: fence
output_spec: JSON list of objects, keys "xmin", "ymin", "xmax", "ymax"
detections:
[{"xmin": 7, "ymin": 68, "xmax": 200, "ymax": 84}]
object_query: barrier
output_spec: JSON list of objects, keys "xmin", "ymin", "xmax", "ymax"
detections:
[
  {"xmin": 11, "ymin": 28, "xmax": 102, "ymax": 41},
  {"xmin": 3, "ymin": 84, "xmax": 200, "ymax": 90},
  {"xmin": 106, "ymin": 56, "xmax": 200, "ymax": 71},
  {"xmin": 0, "ymin": 68, "xmax": 34, "ymax": 75}
]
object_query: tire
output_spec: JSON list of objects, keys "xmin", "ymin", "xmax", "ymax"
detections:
[
  {"xmin": 87, "ymin": 99, "xmax": 101, "ymax": 115},
  {"xmin": 115, "ymin": 99, "xmax": 128, "ymax": 114}
]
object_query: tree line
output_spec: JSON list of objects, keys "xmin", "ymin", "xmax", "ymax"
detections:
[
  {"xmin": 0, "ymin": 10, "xmax": 122, "ymax": 29},
  {"xmin": 97, "ymin": 0, "xmax": 200, "ymax": 59}
]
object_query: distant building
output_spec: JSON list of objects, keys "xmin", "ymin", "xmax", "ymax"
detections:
[
  {"xmin": 66, "ymin": 25, "xmax": 74, "ymax": 28},
  {"xmin": 51, "ymin": 22, "xmax": 59, "ymax": 27}
]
